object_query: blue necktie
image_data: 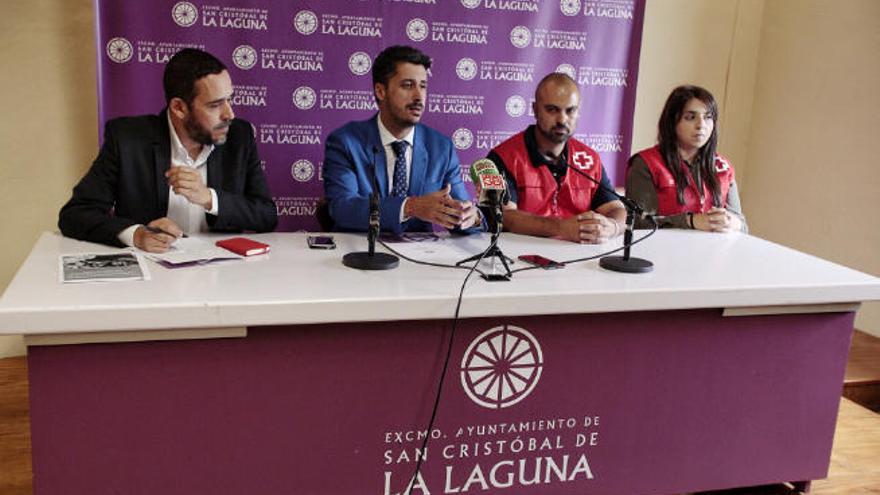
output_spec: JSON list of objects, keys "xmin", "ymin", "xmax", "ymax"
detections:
[{"xmin": 390, "ymin": 140, "xmax": 408, "ymax": 197}]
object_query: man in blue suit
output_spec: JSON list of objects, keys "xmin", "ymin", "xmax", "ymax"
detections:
[{"xmin": 323, "ymin": 45, "xmax": 481, "ymax": 233}]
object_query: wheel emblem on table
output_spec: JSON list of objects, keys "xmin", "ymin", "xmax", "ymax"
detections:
[{"xmin": 461, "ymin": 325, "xmax": 543, "ymax": 409}]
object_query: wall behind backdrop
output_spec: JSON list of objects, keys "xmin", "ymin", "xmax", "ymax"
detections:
[
  {"xmin": 95, "ymin": 0, "xmax": 645, "ymax": 232},
  {"xmin": 1, "ymin": 0, "xmax": 878, "ymax": 357}
]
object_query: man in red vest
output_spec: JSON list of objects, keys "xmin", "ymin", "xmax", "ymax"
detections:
[{"xmin": 487, "ymin": 73, "xmax": 625, "ymax": 243}]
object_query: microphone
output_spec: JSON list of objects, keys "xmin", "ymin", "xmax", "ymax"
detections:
[
  {"xmin": 470, "ymin": 158, "xmax": 507, "ymax": 206},
  {"xmin": 563, "ymin": 160, "xmax": 654, "ymax": 273},
  {"xmin": 342, "ymin": 145, "xmax": 399, "ymax": 270},
  {"xmin": 470, "ymin": 158, "xmax": 507, "ymax": 234},
  {"xmin": 367, "ymin": 146, "xmax": 381, "ymax": 256},
  {"xmin": 456, "ymin": 158, "xmax": 514, "ymax": 280}
]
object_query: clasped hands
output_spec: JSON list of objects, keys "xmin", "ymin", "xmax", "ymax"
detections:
[
  {"xmin": 404, "ymin": 184, "xmax": 481, "ymax": 230},
  {"xmin": 561, "ymin": 211, "xmax": 622, "ymax": 244},
  {"xmin": 692, "ymin": 207, "xmax": 742, "ymax": 233}
]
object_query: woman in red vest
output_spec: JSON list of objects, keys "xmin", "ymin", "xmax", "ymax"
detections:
[{"xmin": 626, "ymin": 85, "xmax": 746, "ymax": 232}]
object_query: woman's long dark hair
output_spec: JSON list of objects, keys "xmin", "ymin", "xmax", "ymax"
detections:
[{"xmin": 657, "ymin": 85, "xmax": 721, "ymax": 206}]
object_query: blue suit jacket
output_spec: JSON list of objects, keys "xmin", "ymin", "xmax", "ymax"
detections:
[{"xmin": 323, "ymin": 115, "xmax": 473, "ymax": 233}]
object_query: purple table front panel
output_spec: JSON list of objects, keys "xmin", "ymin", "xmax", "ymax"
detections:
[{"xmin": 28, "ymin": 309, "xmax": 854, "ymax": 495}]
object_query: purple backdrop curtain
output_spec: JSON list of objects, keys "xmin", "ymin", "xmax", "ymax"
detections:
[{"xmin": 96, "ymin": 0, "xmax": 645, "ymax": 231}]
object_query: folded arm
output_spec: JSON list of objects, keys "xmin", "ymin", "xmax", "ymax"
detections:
[{"xmin": 206, "ymin": 125, "xmax": 278, "ymax": 233}]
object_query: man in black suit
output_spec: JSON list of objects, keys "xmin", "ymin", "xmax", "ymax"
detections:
[{"xmin": 59, "ymin": 48, "xmax": 277, "ymax": 253}]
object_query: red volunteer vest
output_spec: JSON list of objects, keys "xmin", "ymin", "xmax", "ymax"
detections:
[
  {"xmin": 635, "ymin": 145, "xmax": 735, "ymax": 215},
  {"xmin": 492, "ymin": 132, "xmax": 602, "ymax": 218}
]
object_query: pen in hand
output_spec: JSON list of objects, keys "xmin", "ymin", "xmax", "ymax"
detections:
[{"xmin": 144, "ymin": 225, "xmax": 188, "ymax": 238}]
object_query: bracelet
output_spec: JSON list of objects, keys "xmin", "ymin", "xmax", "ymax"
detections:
[{"xmin": 687, "ymin": 212, "xmax": 695, "ymax": 229}]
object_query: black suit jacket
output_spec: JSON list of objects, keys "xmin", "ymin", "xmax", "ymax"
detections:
[{"xmin": 59, "ymin": 111, "xmax": 277, "ymax": 247}]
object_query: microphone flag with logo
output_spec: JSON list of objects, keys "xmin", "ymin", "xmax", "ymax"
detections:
[{"xmin": 470, "ymin": 158, "xmax": 507, "ymax": 207}]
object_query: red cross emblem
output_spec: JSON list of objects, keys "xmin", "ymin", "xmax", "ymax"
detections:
[{"xmin": 572, "ymin": 151, "xmax": 593, "ymax": 170}]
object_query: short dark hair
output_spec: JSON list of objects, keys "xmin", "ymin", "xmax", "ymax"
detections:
[
  {"xmin": 163, "ymin": 48, "xmax": 227, "ymax": 105},
  {"xmin": 372, "ymin": 45, "xmax": 432, "ymax": 88}
]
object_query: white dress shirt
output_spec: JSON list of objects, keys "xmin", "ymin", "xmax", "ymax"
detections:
[
  {"xmin": 377, "ymin": 118, "xmax": 415, "ymax": 222},
  {"xmin": 117, "ymin": 114, "xmax": 219, "ymax": 246}
]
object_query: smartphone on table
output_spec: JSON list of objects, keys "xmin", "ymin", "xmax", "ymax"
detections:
[
  {"xmin": 517, "ymin": 254, "xmax": 564, "ymax": 269},
  {"xmin": 307, "ymin": 235, "xmax": 336, "ymax": 250}
]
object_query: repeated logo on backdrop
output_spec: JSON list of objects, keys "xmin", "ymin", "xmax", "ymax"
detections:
[
  {"xmin": 171, "ymin": 2, "xmax": 198, "ymax": 27},
  {"xmin": 106, "ymin": 38, "xmax": 134, "ymax": 63},
  {"xmin": 96, "ymin": 0, "xmax": 644, "ymax": 231}
]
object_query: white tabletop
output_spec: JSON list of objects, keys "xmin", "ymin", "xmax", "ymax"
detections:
[{"xmin": 1, "ymin": 230, "xmax": 878, "ymax": 335}]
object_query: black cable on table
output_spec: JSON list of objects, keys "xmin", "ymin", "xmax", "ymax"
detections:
[{"xmin": 404, "ymin": 234, "xmax": 499, "ymax": 493}]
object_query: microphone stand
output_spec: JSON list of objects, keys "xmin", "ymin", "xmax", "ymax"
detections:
[
  {"xmin": 342, "ymin": 146, "xmax": 400, "ymax": 270},
  {"xmin": 456, "ymin": 199, "xmax": 513, "ymax": 281},
  {"xmin": 565, "ymin": 163, "xmax": 654, "ymax": 273}
]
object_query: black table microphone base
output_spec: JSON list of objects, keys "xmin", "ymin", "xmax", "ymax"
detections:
[
  {"xmin": 599, "ymin": 255, "xmax": 654, "ymax": 273},
  {"xmin": 342, "ymin": 252, "xmax": 399, "ymax": 270}
]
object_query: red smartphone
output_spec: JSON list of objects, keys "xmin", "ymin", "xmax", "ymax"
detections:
[{"xmin": 517, "ymin": 254, "xmax": 564, "ymax": 269}]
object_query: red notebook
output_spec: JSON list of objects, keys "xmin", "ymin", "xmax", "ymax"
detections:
[{"xmin": 215, "ymin": 237, "xmax": 270, "ymax": 256}]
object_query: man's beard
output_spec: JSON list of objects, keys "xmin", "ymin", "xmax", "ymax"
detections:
[
  {"xmin": 185, "ymin": 116, "xmax": 229, "ymax": 146},
  {"xmin": 391, "ymin": 103, "xmax": 423, "ymax": 128},
  {"xmin": 539, "ymin": 124, "xmax": 571, "ymax": 144}
]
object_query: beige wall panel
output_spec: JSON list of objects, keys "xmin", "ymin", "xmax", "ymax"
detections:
[
  {"xmin": 632, "ymin": 0, "xmax": 764, "ymax": 187},
  {"xmin": 744, "ymin": 0, "xmax": 880, "ymax": 335},
  {"xmin": 0, "ymin": 0, "xmax": 98, "ymax": 357}
]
